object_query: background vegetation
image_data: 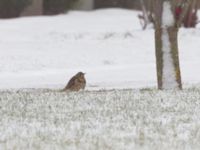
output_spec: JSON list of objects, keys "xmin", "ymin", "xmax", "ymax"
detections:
[
  {"xmin": 0, "ymin": 0, "xmax": 32, "ymax": 18},
  {"xmin": 43, "ymin": 0, "xmax": 79, "ymax": 15}
]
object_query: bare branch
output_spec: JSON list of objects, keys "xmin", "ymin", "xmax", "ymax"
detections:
[
  {"xmin": 138, "ymin": 0, "xmax": 150, "ymax": 30},
  {"xmin": 176, "ymin": 0, "xmax": 192, "ymax": 27}
]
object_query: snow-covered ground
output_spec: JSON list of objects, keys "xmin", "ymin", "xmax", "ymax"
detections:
[
  {"xmin": 1, "ymin": 9, "xmax": 200, "ymax": 150},
  {"xmin": 1, "ymin": 88, "xmax": 200, "ymax": 150},
  {"xmin": 0, "ymin": 9, "xmax": 200, "ymax": 90}
]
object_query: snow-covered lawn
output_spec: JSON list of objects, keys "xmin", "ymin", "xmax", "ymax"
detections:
[
  {"xmin": 0, "ymin": 9, "xmax": 200, "ymax": 150},
  {"xmin": 1, "ymin": 88, "xmax": 200, "ymax": 150}
]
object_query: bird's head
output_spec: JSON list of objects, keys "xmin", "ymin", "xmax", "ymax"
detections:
[{"xmin": 76, "ymin": 72, "xmax": 86, "ymax": 78}]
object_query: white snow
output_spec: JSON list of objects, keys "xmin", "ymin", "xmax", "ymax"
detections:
[
  {"xmin": 0, "ymin": 8, "xmax": 200, "ymax": 150},
  {"xmin": 161, "ymin": 1, "xmax": 178, "ymax": 89},
  {"xmin": 0, "ymin": 89, "xmax": 200, "ymax": 150},
  {"xmin": 162, "ymin": 29, "xmax": 178, "ymax": 89},
  {"xmin": 162, "ymin": 1, "xmax": 175, "ymax": 27},
  {"xmin": 0, "ymin": 9, "xmax": 199, "ymax": 90}
]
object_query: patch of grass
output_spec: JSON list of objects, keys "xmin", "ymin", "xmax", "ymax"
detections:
[{"xmin": 0, "ymin": 88, "xmax": 200, "ymax": 150}]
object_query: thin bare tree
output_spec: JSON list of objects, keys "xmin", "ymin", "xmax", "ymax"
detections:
[
  {"xmin": 149, "ymin": 0, "xmax": 192, "ymax": 90},
  {"xmin": 138, "ymin": 0, "xmax": 150, "ymax": 29},
  {"xmin": 139, "ymin": 0, "xmax": 198, "ymax": 29},
  {"xmin": 183, "ymin": 0, "xmax": 199, "ymax": 27}
]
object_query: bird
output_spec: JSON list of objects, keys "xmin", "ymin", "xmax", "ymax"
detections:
[{"xmin": 63, "ymin": 72, "xmax": 86, "ymax": 92}]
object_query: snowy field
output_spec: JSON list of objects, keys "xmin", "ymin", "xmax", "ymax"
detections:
[
  {"xmin": 1, "ymin": 88, "xmax": 200, "ymax": 150},
  {"xmin": 0, "ymin": 9, "xmax": 200, "ymax": 89},
  {"xmin": 0, "ymin": 9, "xmax": 200, "ymax": 150}
]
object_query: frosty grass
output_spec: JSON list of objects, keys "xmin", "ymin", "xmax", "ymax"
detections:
[{"xmin": 0, "ymin": 88, "xmax": 200, "ymax": 150}]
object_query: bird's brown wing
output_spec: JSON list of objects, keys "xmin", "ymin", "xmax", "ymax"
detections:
[{"xmin": 64, "ymin": 76, "xmax": 77, "ymax": 90}]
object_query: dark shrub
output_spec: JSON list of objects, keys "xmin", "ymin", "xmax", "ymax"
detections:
[
  {"xmin": 0, "ymin": 0, "xmax": 32, "ymax": 18},
  {"xmin": 43, "ymin": 0, "xmax": 78, "ymax": 15}
]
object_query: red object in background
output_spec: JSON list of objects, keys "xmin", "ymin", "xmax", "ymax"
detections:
[{"xmin": 175, "ymin": 6, "xmax": 182, "ymax": 20}]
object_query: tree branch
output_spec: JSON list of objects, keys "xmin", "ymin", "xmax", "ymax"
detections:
[{"xmin": 176, "ymin": 0, "xmax": 192, "ymax": 27}]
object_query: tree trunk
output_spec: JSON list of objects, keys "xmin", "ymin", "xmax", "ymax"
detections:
[
  {"xmin": 155, "ymin": 27, "xmax": 163, "ymax": 89},
  {"xmin": 155, "ymin": 26, "xmax": 182, "ymax": 90}
]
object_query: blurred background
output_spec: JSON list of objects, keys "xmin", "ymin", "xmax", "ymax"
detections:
[
  {"xmin": 0, "ymin": 0, "xmax": 162, "ymax": 18},
  {"xmin": 1, "ymin": 0, "xmax": 199, "ymax": 28}
]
